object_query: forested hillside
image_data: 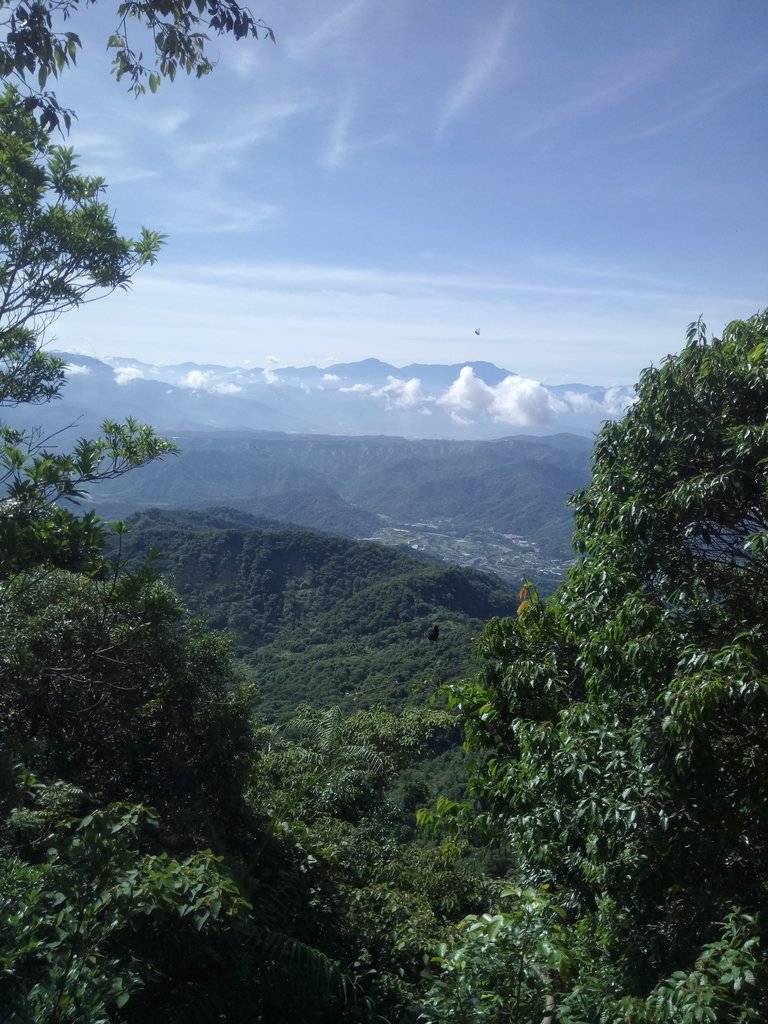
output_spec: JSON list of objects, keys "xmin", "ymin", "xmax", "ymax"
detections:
[
  {"xmin": 87, "ymin": 430, "xmax": 592, "ymax": 580},
  {"xmin": 119, "ymin": 508, "xmax": 517, "ymax": 719},
  {"xmin": 89, "ymin": 432, "xmax": 590, "ymax": 538}
]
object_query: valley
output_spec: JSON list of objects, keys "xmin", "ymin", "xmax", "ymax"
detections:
[
  {"xmin": 88, "ymin": 427, "xmax": 591, "ymax": 587},
  {"xmin": 118, "ymin": 508, "xmax": 522, "ymax": 720},
  {"xmin": 374, "ymin": 519, "xmax": 572, "ymax": 589}
]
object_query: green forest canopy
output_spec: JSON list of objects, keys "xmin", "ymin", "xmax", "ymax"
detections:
[
  {"xmin": 425, "ymin": 311, "xmax": 768, "ymax": 1023},
  {"xmin": 116, "ymin": 507, "xmax": 519, "ymax": 719}
]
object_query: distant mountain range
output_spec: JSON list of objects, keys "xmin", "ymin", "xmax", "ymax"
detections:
[
  {"xmin": 4, "ymin": 353, "xmax": 602, "ymax": 575},
  {"xmin": 9, "ymin": 353, "xmax": 635, "ymax": 440}
]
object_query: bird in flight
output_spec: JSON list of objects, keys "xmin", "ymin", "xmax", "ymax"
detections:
[
  {"xmin": 426, "ymin": 624, "xmax": 439, "ymax": 642},
  {"xmin": 474, "ymin": 328, "xmax": 481, "ymax": 335}
]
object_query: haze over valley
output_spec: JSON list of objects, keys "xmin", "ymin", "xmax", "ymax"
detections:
[{"xmin": 24, "ymin": 353, "xmax": 602, "ymax": 584}]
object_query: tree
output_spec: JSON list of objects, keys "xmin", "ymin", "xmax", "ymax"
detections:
[
  {"xmin": 1, "ymin": 0, "xmax": 274, "ymax": 129},
  {"xmin": 438, "ymin": 311, "xmax": 768, "ymax": 1021},
  {"xmin": 0, "ymin": 788, "xmax": 246, "ymax": 1023},
  {"xmin": 0, "ymin": 84, "xmax": 175, "ymax": 575},
  {"xmin": 251, "ymin": 704, "xmax": 488, "ymax": 1019}
]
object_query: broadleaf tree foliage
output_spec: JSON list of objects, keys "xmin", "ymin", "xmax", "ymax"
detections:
[
  {"xmin": 433, "ymin": 311, "xmax": 768, "ymax": 1022},
  {"xmin": 0, "ymin": 0, "xmax": 274, "ymax": 128},
  {"xmin": 0, "ymin": 85, "xmax": 175, "ymax": 575}
]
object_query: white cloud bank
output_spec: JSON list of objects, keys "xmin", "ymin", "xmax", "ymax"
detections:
[
  {"xmin": 374, "ymin": 376, "xmax": 427, "ymax": 409},
  {"xmin": 438, "ymin": 367, "xmax": 563, "ymax": 427},
  {"xmin": 106, "ymin": 356, "xmax": 634, "ymax": 431},
  {"xmin": 114, "ymin": 367, "xmax": 145, "ymax": 385},
  {"xmin": 340, "ymin": 366, "xmax": 635, "ymax": 429},
  {"xmin": 181, "ymin": 370, "xmax": 243, "ymax": 395}
]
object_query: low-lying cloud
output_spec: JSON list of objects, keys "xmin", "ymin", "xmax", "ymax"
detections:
[
  {"xmin": 96, "ymin": 354, "xmax": 633, "ymax": 433},
  {"xmin": 64, "ymin": 363, "xmax": 91, "ymax": 376},
  {"xmin": 559, "ymin": 386, "xmax": 633, "ymax": 418},
  {"xmin": 438, "ymin": 367, "xmax": 563, "ymax": 426},
  {"xmin": 114, "ymin": 366, "xmax": 145, "ymax": 385},
  {"xmin": 374, "ymin": 376, "xmax": 426, "ymax": 409},
  {"xmin": 348, "ymin": 365, "xmax": 634, "ymax": 429},
  {"xmin": 181, "ymin": 370, "xmax": 243, "ymax": 394}
]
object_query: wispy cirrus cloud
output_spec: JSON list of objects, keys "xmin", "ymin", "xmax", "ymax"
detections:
[
  {"xmin": 177, "ymin": 98, "xmax": 315, "ymax": 166},
  {"xmin": 322, "ymin": 97, "xmax": 356, "ymax": 169},
  {"xmin": 64, "ymin": 130, "xmax": 160, "ymax": 186},
  {"xmin": 123, "ymin": 106, "xmax": 191, "ymax": 137},
  {"xmin": 167, "ymin": 194, "xmax": 281, "ymax": 235},
  {"xmin": 188, "ymin": 258, "xmax": 702, "ymax": 306},
  {"xmin": 321, "ymin": 96, "xmax": 396, "ymax": 169},
  {"xmin": 286, "ymin": 1, "xmax": 368, "ymax": 63},
  {"xmin": 511, "ymin": 35, "xmax": 683, "ymax": 145},
  {"xmin": 625, "ymin": 59, "xmax": 768, "ymax": 141},
  {"xmin": 436, "ymin": 8, "xmax": 515, "ymax": 137}
]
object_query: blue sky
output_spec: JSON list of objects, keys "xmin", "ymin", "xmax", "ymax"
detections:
[{"xmin": 48, "ymin": 0, "xmax": 767, "ymax": 385}]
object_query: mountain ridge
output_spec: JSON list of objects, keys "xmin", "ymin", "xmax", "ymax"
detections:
[
  {"xmin": 119, "ymin": 508, "xmax": 520, "ymax": 719},
  {"xmin": 23, "ymin": 352, "xmax": 635, "ymax": 440}
]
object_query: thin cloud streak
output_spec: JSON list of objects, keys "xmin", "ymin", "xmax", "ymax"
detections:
[
  {"xmin": 123, "ymin": 106, "xmax": 191, "ymax": 137},
  {"xmin": 322, "ymin": 97, "xmax": 355, "ymax": 168},
  {"xmin": 321, "ymin": 97, "xmax": 396, "ymax": 169},
  {"xmin": 512, "ymin": 39, "xmax": 679, "ymax": 144},
  {"xmin": 625, "ymin": 60, "xmax": 768, "ymax": 141},
  {"xmin": 56, "ymin": 260, "xmax": 754, "ymax": 388},
  {"xmin": 65, "ymin": 132, "xmax": 160, "ymax": 185},
  {"xmin": 286, "ymin": 0, "xmax": 367, "ymax": 63},
  {"xmin": 176, "ymin": 98, "xmax": 315, "ymax": 164},
  {"xmin": 167, "ymin": 198, "xmax": 282, "ymax": 235},
  {"xmin": 173, "ymin": 259, "xmax": 714, "ymax": 307},
  {"xmin": 436, "ymin": 8, "xmax": 515, "ymax": 136}
]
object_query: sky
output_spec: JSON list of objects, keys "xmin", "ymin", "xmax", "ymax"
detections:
[{"xmin": 43, "ymin": 0, "xmax": 768, "ymax": 386}]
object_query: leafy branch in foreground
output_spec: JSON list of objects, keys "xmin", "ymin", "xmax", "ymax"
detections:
[
  {"xmin": 0, "ymin": 0, "xmax": 274, "ymax": 128},
  {"xmin": 1, "ymin": 778, "xmax": 246, "ymax": 1023},
  {"xmin": 0, "ymin": 84, "xmax": 164, "ymax": 358},
  {"xmin": 0, "ymin": 84, "xmax": 175, "ymax": 576}
]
